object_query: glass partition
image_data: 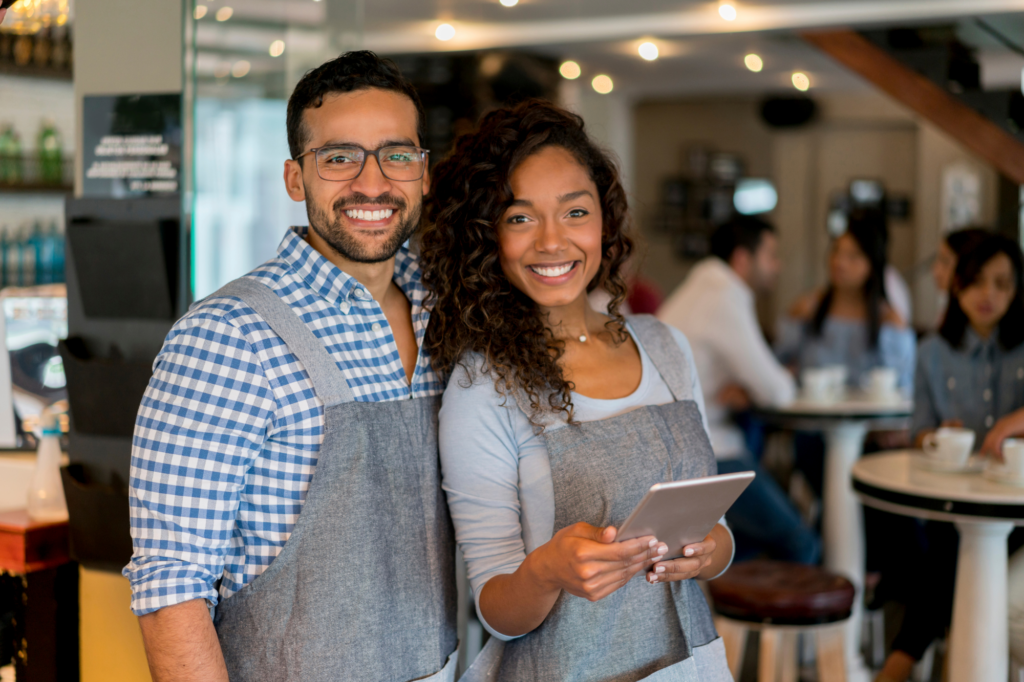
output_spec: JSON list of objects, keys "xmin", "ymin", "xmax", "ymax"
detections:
[{"xmin": 183, "ymin": 0, "xmax": 364, "ymax": 298}]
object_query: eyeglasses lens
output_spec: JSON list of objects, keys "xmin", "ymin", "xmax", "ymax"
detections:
[{"xmin": 315, "ymin": 146, "xmax": 424, "ymax": 181}]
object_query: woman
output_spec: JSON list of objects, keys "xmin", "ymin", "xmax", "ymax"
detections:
[
  {"xmin": 420, "ymin": 100, "xmax": 733, "ymax": 681},
  {"xmin": 931, "ymin": 227, "xmax": 988, "ymax": 325},
  {"xmin": 877, "ymin": 234, "xmax": 1024, "ymax": 682},
  {"xmin": 777, "ymin": 211, "xmax": 915, "ymax": 391}
]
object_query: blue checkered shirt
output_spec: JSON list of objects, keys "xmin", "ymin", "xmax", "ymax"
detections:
[{"xmin": 123, "ymin": 226, "xmax": 443, "ymax": 615}]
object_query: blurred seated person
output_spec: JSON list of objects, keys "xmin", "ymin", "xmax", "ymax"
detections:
[
  {"xmin": 659, "ymin": 216, "xmax": 820, "ymax": 564},
  {"xmin": 777, "ymin": 210, "xmax": 916, "ymax": 391},
  {"xmin": 931, "ymin": 226, "xmax": 989, "ymax": 327},
  {"xmin": 877, "ymin": 234, "xmax": 1024, "ymax": 682}
]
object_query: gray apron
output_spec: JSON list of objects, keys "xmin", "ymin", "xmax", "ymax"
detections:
[
  {"xmin": 210, "ymin": 278, "xmax": 458, "ymax": 682},
  {"xmin": 491, "ymin": 315, "xmax": 722, "ymax": 682}
]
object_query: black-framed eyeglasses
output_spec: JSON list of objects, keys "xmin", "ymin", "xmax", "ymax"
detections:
[{"xmin": 294, "ymin": 145, "xmax": 429, "ymax": 182}]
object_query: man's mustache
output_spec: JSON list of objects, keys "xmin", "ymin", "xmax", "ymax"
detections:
[{"xmin": 334, "ymin": 193, "xmax": 407, "ymax": 213}]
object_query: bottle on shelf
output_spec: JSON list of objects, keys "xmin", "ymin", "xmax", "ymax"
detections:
[
  {"xmin": 38, "ymin": 119, "xmax": 62, "ymax": 185},
  {"xmin": 0, "ymin": 124, "xmax": 23, "ymax": 185},
  {"xmin": 26, "ymin": 407, "xmax": 68, "ymax": 523}
]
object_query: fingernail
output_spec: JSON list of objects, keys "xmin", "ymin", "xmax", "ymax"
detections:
[
  {"xmin": 685, "ymin": 548, "xmax": 694, "ymax": 557},
  {"xmin": 657, "ymin": 545, "xmax": 668, "ymax": 555},
  {"xmin": 655, "ymin": 565, "xmax": 665, "ymax": 574},
  {"xmin": 649, "ymin": 575, "xmax": 659, "ymax": 583},
  {"xmin": 648, "ymin": 539, "xmax": 657, "ymax": 548}
]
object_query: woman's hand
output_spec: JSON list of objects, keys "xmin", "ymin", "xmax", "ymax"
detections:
[
  {"xmin": 981, "ymin": 409, "xmax": 1024, "ymax": 461},
  {"xmin": 647, "ymin": 523, "xmax": 733, "ymax": 584},
  {"xmin": 534, "ymin": 523, "xmax": 666, "ymax": 601}
]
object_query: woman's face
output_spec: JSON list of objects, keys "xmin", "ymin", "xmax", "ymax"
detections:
[
  {"xmin": 829, "ymin": 233, "xmax": 872, "ymax": 291},
  {"xmin": 933, "ymin": 240, "xmax": 957, "ymax": 293},
  {"xmin": 497, "ymin": 146, "xmax": 604, "ymax": 311},
  {"xmin": 956, "ymin": 252, "xmax": 1017, "ymax": 333}
]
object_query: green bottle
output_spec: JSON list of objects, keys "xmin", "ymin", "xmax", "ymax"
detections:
[
  {"xmin": 0, "ymin": 124, "xmax": 23, "ymax": 184},
  {"xmin": 38, "ymin": 119, "xmax": 62, "ymax": 185}
]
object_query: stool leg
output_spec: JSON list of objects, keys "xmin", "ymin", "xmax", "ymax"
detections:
[
  {"xmin": 817, "ymin": 625, "xmax": 847, "ymax": 682},
  {"xmin": 760, "ymin": 628, "xmax": 781, "ymax": 682},
  {"xmin": 715, "ymin": 617, "xmax": 747, "ymax": 680},
  {"xmin": 778, "ymin": 630, "xmax": 798, "ymax": 682}
]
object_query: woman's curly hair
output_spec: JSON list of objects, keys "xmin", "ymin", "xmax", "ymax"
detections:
[{"xmin": 420, "ymin": 99, "xmax": 634, "ymax": 426}]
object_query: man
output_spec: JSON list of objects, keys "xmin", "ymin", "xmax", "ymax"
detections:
[
  {"xmin": 659, "ymin": 216, "xmax": 820, "ymax": 563},
  {"xmin": 124, "ymin": 52, "xmax": 457, "ymax": 681}
]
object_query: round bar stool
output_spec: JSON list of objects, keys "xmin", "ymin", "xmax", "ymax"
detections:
[{"xmin": 708, "ymin": 560, "xmax": 856, "ymax": 682}]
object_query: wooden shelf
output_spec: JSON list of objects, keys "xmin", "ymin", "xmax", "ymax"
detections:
[
  {"xmin": 0, "ymin": 509, "xmax": 70, "ymax": 574},
  {"xmin": 0, "ymin": 61, "xmax": 71, "ymax": 82}
]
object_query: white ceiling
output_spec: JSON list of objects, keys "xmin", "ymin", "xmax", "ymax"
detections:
[{"xmin": 194, "ymin": 0, "xmax": 1024, "ymax": 98}]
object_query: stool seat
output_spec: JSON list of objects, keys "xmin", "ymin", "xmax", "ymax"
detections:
[{"xmin": 709, "ymin": 559, "xmax": 855, "ymax": 626}]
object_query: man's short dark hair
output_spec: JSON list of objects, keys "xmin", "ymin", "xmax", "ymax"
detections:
[
  {"xmin": 286, "ymin": 51, "xmax": 426, "ymax": 161},
  {"xmin": 709, "ymin": 216, "xmax": 776, "ymax": 263}
]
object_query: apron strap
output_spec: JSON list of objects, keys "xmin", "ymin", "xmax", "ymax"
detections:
[
  {"xmin": 211, "ymin": 277, "xmax": 355, "ymax": 407},
  {"xmin": 626, "ymin": 314, "xmax": 692, "ymax": 402}
]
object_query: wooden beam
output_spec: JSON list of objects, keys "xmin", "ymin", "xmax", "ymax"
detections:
[{"xmin": 803, "ymin": 30, "xmax": 1024, "ymax": 185}]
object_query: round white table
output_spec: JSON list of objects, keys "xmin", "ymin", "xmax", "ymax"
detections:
[
  {"xmin": 759, "ymin": 394, "xmax": 912, "ymax": 682},
  {"xmin": 852, "ymin": 450, "xmax": 1024, "ymax": 682}
]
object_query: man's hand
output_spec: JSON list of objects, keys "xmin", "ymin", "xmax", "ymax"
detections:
[
  {"xmin": 138, "ymin": 599, "xmax": 229, "ymax": 682},
  {"xmin": 716, "ymin": 383, "xmax": 751, "ymax": 412}
]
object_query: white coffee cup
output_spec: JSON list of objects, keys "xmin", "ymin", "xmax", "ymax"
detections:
[
  {"xmin": 865, "ymin": 367, "xmax": 899, "ymax": 403},
  {"xmin": 802, "ymin": 368, "xmax": 836, "ymax": 403},
  {"xmin": 1002, "ymin": 438, "xmax": 1024, "ymax": 479},
  {"xmin": 923, "ymin": 427, "xmax": 976, "ymax": 468}
]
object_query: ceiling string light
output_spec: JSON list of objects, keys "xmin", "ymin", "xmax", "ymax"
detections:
[
  {"xmin": 592, "ymin": 74, "xmax": 614, "ymax": 94},
  {"xmin": 194, "ymin": 5, "xmax": 208, "ymax": 20},
  {"xmin": 559, "ymin": 60, "xmax": 581, "ymax": 80},
  {"xmin": 718, "ymin": 1, "xmax": 737, "ymax": 21},
  {"xmin": 792, "ymin": 72, "xmax": 811, "ymax": 91},
  {"xmin": 744, "ymin": 54, "xmax": 763, "ymax": 72},
  {"xmin": 269, "ymin": 40, "xmax": 286, "ymax": 57},
  {"xmin": 638, "ymin": 42, "xmax": 659, "ymax": 61},
  {"xmin": 500, "ymin": 0, "xmax": 519, "ymax": 6},
  {"xmin": 435, "ymin": 23, "xmax": 455, "ymax": 41},
  {"xmin": 215, "ymin": 6, "xmax": 234, "ymax": 21}
]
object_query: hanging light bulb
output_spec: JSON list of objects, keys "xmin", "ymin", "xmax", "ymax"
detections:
[
  {"xmin": 719, "ymin": 2, "xmax": 737, "ymax": 21},
  {"xmin": 435, "ymin": 23, "xmax": 456, "ymax": 41}
]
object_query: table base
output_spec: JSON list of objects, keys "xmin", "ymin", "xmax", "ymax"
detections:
[{"xmin": 949, "ymin": 520, "xmax": 1013, "ymax": 682}]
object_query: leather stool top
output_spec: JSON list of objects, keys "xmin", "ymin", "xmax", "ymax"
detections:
[{"xmin": 708, "ymin": 559, "xmax": 855, "ymax": 626}]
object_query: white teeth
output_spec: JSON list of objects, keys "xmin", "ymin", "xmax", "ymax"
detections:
[
  {"xmin": 530, "ymin": 263, "xmax": 575, "ymax": 278},
  {"xmin": 344, "ymin": 209, "xmax": 394, "ymax": 221}
]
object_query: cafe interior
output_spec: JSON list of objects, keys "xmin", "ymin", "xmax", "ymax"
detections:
[{"xmin": 2, "ymin": 0, "xmax": 1024, "ymax": 680}]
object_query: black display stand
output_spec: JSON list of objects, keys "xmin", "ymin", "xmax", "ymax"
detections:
[{"xmin": 60, "ymin": 197, "xmax": 188, "ymax": 571}]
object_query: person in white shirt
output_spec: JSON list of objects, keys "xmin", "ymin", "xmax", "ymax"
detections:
[{"xmin": 659, "ymin": 217, "xmax": 820, "ymax": 563}]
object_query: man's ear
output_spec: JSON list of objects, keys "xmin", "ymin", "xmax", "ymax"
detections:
[{"xmin": 284, "ymin": 159, "xmax": 306, "ymax": 202}]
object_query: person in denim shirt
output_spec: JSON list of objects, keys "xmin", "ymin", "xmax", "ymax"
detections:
[
  {"xmin": 777, "ymin": 210, "xmax": 915, "ymax": 392},
  {"xmin": 877, "ymin": 234, "xmax": 1024, "ymax": 682}
]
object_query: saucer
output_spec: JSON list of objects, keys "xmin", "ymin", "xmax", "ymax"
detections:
[
  {"xmin": 914, "ymin": 454, "xmax": 984, "ymax": 474},
  {"xmin": 982, "ymin": 465, "xmax": 1024, "ymax": 487}
]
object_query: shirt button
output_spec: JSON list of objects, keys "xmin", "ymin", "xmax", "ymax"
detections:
[
  {"xmin": 340, "ymin": 302, "xmax": 351, "ymax": 314},
  {"xmin": 984, "ymin": 389, "xmax": 992, "ymax": 402},
  {"xmin": 353, "ymin": 288, "xmax": 367, "ymax": 299},
  {"xmin": 986, "ymin": 415, "xmax": 994, "ymax": 427},
  {"xmin": 371, "ymin": 322, "xmax": 382, "ymax": 332},
  {"xmin": 947, "ymin": 377, "xmax": 956, "ymax": 390}
]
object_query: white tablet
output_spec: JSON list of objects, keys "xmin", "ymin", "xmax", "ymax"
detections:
[{"xmin": 616, "ymin": 471, "xmax": 755, "ymax": 560}]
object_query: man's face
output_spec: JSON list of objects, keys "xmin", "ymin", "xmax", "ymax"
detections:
[
  {"xmin": 747, "ymin": 231, "xmax": 781, "ymax": 293},
  {"xmin": 283, "ymin": 88, "xmax": 427, "ymax": 264}
]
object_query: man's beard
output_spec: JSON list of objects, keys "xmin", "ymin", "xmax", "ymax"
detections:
[{"xmin": 306, "ymin": 191, "xmax": 421, "ymax": 264}]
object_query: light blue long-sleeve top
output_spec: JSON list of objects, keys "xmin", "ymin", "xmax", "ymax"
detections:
[
  {"xmin": 913, "ymin": 329, "xmax": 1024, "ymax": 441},
  {"xmin": 438, "ymin": 324, "xmax": 732, "ymax": 642},
  {"xmin": 776, "ymin": 315, "xmax": 916, "ymax": 391}
]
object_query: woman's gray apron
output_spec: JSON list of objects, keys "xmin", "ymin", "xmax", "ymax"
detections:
[
  {"xmin": 470, "ymin": 315, "xmax": 724, "ymax": 682},
  {"xmin": 210, "ymin": 278, "xmax": 458, "ymax": 682}
]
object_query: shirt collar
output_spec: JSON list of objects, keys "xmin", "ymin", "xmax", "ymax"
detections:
[
  {"xmin": 276, "ymin": 226, "xmax": 426, "ymax": 310},
  {"xmin": 963, "ymin": 326, "xmax": 996, "ymax": 359}
]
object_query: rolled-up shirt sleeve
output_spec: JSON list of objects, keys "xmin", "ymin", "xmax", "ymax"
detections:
[{"xmin": 123, "ymin": 307, "xmax": 275, "ymax": 616}]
